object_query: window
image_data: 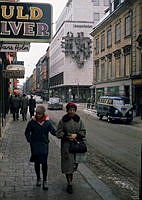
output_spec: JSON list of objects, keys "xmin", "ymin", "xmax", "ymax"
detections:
[
  {"xmin": 92, "ymin": 0, "xmax": 99, "ymax": 6},
  {"xmin": 115, "ymin": 23, "xmax": 121, "ymax": 42},
  {"xmin": 124, "ymin": 55, "xmax": 130, "ymax": 76},
  {"xmin": 95, "ymin": 61, "xmax": 99, "ymax": 81},
  {"xmin": 115, "ymin": 58, "xmax": 120, "ymax": 77},
  {"xmin": 107, "ymin": 29, "xmax": 112, "ymax": 47},
  {"xmin": 101, "ymin": 32, "xmax": 105, "ymax": 51},
  {"xmin": 125, "ymin": 16, "xmax": 131, "ymax": 37},
  {"xmin": 96, "ymin": 38, "xmax": 99, "ymax": 54},
  {"xmin": 104, "ymin": 0, "xmax": 110, "ymax": 6},
  {"xmin": 114, "ymin": 0, "xmax": 120, "ymax": 10},
  {"xmin": 101, "ymin": 63, "xmax": 105, "ymax": 81},
  {"xmin": 94, "ymin": 13, "xmax": 100, "ymax": 21},
  {"xmin": 107, "ymin": 59, "xmax": 112, "ymax": 79}
]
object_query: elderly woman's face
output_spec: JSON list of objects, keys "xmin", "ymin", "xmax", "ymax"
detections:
[{"xmin": 67, "ymin": 107, "xmax": 76, "ymax": 116}]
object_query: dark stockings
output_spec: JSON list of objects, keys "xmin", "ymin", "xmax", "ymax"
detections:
[
  {"xmin": 34, "ymin": 162, "xmax": 48, "ymax": 181},
  {"xmin": 66, "ymin": 173, "xmax": 73, "ymax": 185}
]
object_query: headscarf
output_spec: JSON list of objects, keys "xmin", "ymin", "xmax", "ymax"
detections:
[{"xmin": 66, "ymin": 102, "xmax": 77, "ymax": 112}]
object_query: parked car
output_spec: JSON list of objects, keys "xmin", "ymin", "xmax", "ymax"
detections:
[
  {"xmin": 96, "ymin": 95, "xmax": 133, "ymax": 123},
  {"xmin": 34, "ymin": 95, "xmax": 43, "ymax": 104},
  {"xmin": 47, "ymin": 97, "xmax": 63, "ymax": 110}
]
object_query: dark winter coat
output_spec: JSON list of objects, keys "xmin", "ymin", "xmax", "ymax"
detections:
[
  {"xmin": 25, "ymin": 116, "xmax": 56, "ymax": 163},
  {"xmin": 11, "ymin": 96, "xmax": 21, "ymax": 113},
  {"xmin": 20, "ymin": 97, "xmax": 29, "ymax": 114},
  {"xmin": 29, "ymin": 98, "xmax": 36, "ymax": 114},
  {"xmin": 56, "ymin": 113, "xmax": 86, "ymax": 174}
]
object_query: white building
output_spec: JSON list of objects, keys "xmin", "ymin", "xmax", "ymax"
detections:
[{"xmin": 49, "ymin": 0, "xmax": 109, "ymax": 102}]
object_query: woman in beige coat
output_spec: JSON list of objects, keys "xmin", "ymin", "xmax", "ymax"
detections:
[{"xmin": 56, "ymin": 102, "xmax": 87, "ymax": 194}]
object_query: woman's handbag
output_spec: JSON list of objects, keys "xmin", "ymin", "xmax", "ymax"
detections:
[{"xmin": 69, "ymin": 139, "xmax": 87, "ymax": 153}]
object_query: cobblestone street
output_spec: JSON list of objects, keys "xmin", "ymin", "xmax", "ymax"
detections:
[{"xmin": 0, "ymin": 116, "xmax": 102, "ymax": 200}]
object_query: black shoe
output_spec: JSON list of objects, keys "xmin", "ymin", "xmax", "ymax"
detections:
[
  {"xmin": 66, "ymin": 184, "xmax": 73, "ymax": 194},
  {"xmin": 36, "ymin": 179, "xmax": 41, "ymax": 187},
  {"xmin": 43, "ymin": 181, "xmax": 48, "ymax": 190}
]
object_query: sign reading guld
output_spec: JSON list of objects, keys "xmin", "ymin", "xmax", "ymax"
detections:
[{"xmin": 0, "ymin": 2, "xmax": 52, "ymax": 42}]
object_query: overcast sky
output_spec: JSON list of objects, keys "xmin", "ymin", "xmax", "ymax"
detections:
[{"xmin": 17, "ymin": 0, "xmax": 67, "ymax": 84}]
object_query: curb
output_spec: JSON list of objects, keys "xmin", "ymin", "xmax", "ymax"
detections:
[{"xmin": 50, "ymin": 135, "xmax": 120, "ymax": 200}]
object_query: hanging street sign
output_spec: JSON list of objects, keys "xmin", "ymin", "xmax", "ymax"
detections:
[
  {"xmin": 0, "ymin": 2, "xmax": 53, "ymax": 43},
  {"xmin": 2, "ymin": 63, "xmax": 25, "ymax": 78},
  {"xmin": 0, "ymin": 42, "xmax": 30, "ymax": 52}
]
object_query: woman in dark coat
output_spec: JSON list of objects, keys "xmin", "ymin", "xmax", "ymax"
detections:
[
  {"xmin": 56, "ymin": 102, "xmax": 87, "ymax": 194},
  {"xmin": 29, "ymin": 95, "xmax": 36, "ymax": 118},
  {"xmin": 25, "ymin": 105, "xmax": 56, "ymax": 190}
]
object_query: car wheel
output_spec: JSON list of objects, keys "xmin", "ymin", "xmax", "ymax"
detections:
[{"xmin": 99, "ymin": 115, "xmax": 103, "ymax": 120}]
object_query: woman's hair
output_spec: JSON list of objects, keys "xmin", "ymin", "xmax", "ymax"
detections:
[{"xmin": 66, "ymin": 102, "xmax": 77, "ymax": 112}]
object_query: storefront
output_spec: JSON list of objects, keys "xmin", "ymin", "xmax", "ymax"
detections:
[{"xmin": 132, "ymin": 78, "xmax": 142, "ymax": 115}]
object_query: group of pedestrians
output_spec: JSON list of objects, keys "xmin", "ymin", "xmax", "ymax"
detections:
[
  {"xmin": 10, "ymin": 94, "xmax": 36, "ymax": 121},
  {"xmin": 24, "ymin": 102, "xmax": 87, "ymax": 194}
]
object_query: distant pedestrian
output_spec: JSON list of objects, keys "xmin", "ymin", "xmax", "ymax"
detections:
[
  {"xmin": 11, "ymin": 94, "xmax": 21, "ymax": 121},
  {"xmin": 87, "ymin": 97, "xmax": 91, "ymax": 109},
  {"xmin": 20, "ymin": 94, "xmax": 29, "ymax": 121},
  {"xmin": 29, "ymin": 95, "xmax": 36, "ymax": 118},
  {"xmin": 24, "ymin": 105, "xmax": 56, "ymax": 190},
  {"xmin": 56, "ymin": 102, "xmax": 87, "ymax": 194}
]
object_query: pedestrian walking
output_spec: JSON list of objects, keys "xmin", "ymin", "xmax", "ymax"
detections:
[
  {"xmin": 24, "ymin": 105, "xmax": 56, "ymax": 190},
  {"xmin": 10, "ymin": 94, "xmax": 21, "ymax": 121},
  {"xmin": 29, "ymin": 95, "xmax": 36, "ymax": 118},
  {"xmin": 87, "ymin": 97, "xmax": 91, "ymax": 109},
  {"xmin": 20, "ymin": 94, "xmax": 29, "ymax": 121},
  {"xmin": 56, "ymin": 102, "xmax": 87, "ymax": 194}
]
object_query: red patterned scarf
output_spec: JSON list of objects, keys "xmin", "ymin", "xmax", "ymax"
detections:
[{"xmin": 35, "ymin": 114, "xmax": 47, "ymax": 123}]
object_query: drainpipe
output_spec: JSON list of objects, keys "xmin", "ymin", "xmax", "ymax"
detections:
[{"xmin": 129, "ymin": 7, "xmax": 133, "ymax": 105}]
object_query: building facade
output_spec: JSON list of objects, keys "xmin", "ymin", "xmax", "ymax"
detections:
[
  {"xmin": 49, "ymin": 0, "xmax": 109, "ymax": 102},
  {"xmin": 91, "ymin": 0, "xmax": 142, "ymax": 115}
]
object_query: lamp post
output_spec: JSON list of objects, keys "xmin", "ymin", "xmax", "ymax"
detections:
[{"xmin": 77, "ymin": 83, "xmax": 79, "ymax": 102}]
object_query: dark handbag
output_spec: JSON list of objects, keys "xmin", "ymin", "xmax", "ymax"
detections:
[{"xmin": 69, "ymin": 139, "xmax": 87, "ymax": 153}]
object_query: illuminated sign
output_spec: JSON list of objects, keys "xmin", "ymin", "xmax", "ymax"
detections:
[{"xmin": 0, "ymin": 2, "xmax": 52, "ymax": 43}]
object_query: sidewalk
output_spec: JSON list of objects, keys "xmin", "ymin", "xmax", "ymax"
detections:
[{"xmin": 0, "ymin": 115, "xmax": 105, "ymax": 200}]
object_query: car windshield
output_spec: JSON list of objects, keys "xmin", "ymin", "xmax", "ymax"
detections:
[{"xmin": 49, "ymin": 98, "xmax": 60, "ymax": 103}]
